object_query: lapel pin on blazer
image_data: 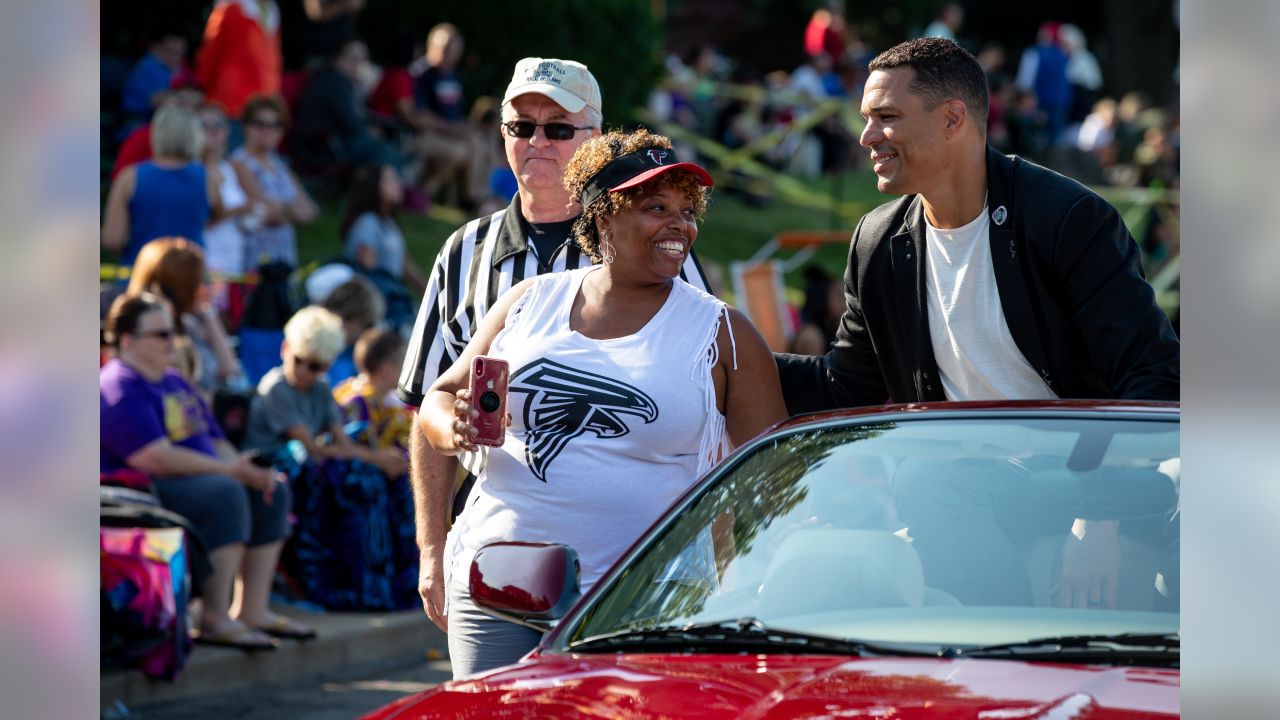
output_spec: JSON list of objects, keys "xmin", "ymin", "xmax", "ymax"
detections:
[{"xmin": 992, "ymin": 205, "xmax": 1008, "ymax": 226}]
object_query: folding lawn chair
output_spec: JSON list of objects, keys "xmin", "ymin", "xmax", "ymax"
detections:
[{"xmin": 729, "ymin": 230, "xmax": 851, "ymax": 352}]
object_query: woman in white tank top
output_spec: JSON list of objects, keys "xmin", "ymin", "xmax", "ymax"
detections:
[
  {"xmin": 199, "ymin": 103, "xmax": 250, "ymax": 277},
  {"xmin": 417, "ymin": 129, "xmax": 787, "ymax": 678}
]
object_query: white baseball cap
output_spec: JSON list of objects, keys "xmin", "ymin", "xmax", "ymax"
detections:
[
  {"xmin": 305, "ymin": 263, "xmax": 355, "ymax": 304},
  {"xmin": 501, "ymin": 57, "xmax": 602, "ymax": 115}
]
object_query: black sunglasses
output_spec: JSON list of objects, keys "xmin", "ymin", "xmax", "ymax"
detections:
[
  {"xmin": 292, "ymin": 354, "xmax": 330, "ymax": 373},
  {"xmin": 249, "ymin": 118, "xmax": 284, "ymax": 130},
  {"xmin": 501, "ymin": 120, "xmax": 592, "ymax": 141},
  {"xmin": 132, "ymin": 328, "xmax": 175, "ymax": 341}
]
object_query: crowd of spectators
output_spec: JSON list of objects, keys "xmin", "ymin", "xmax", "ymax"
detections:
[
  {"xmin": 100, "ymin": 237, "xmax": 419, "ymax": 650},
  {"xmin": 102, "ymin": 6, "xmax": 515, "ymax": 274},
  {"xmin": 99, "ymin": 3, "xmax": 456, "ymax": 654},
  {"xmin": 646, "ymin": 3, "xmax": 1179, "ymax": 244}
]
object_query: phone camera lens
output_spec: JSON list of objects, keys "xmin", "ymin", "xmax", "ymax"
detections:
[{"xmin": 479, "ymin": 391, "xmax": 501, "ymax": 412}]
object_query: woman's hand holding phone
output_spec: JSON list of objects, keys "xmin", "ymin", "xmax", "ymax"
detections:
[
  {"xmin": 431, "ymin": 356, "xmax": 509, "ymax": 454},
  {"xmin": 450, "ymin": 388, "xmax": 481, "ymax": 453}
]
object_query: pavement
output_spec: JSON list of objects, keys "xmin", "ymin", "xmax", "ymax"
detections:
[
  {"xmin": 101, "ymin": 605, "xmax": 450, "ymax": 719},
  {"xmin": 108, "ymin": 656, "xmax": 454, "ymax": 720}
]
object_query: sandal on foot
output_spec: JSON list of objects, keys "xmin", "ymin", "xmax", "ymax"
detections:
[
  {"xmin": 252, "ymin": 616, "xmax": 318, "ymax": 641},
  {"xmin": 195, "ymin": 625, "xmax": 280, "ymax": 651}
]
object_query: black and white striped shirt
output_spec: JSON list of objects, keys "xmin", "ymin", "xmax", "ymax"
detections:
[{"xmin": 397, "ymin": 195, "xmax": 712, "ymax": 407}]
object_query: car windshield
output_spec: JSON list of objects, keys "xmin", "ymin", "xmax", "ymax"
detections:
[{"xmin": 561, "ymin": 413, "xmax": 1179, "ymax": 653}]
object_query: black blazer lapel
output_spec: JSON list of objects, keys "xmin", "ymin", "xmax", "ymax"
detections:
[
  {"xmin": 891, "ymin": 196, "xmax": 937, "ymax": 400},
  {"xmin": 986, "ymin": 147, "xmax": 1050, "ymax": 377}
]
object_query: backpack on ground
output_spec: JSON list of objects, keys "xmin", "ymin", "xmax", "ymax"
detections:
[{"xmin": 100, "ymin": 492, "xmax": 207, "ymax": 681}]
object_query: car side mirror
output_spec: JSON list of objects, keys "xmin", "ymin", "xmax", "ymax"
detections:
[{"xmin": 469, "ymin": 542, "xmax": 582, "ymax": 633}]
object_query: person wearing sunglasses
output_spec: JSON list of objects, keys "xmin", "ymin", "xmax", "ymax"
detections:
[
  {"xmin": 242, "ymin": 306, "xmax": 406, "ymax": 480},
  {"xmin": 397, "ymin": 57, "xmax": 716, "ymax": 641},
  {"xmin": 230, "ymin": 94, "xmax": 318, "ymax": 270},
  {"xmin": 101, "ymin": 293, "xmax": 294, "ymax": 650}
]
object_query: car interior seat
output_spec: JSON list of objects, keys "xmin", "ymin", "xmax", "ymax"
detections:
[{"xmin": 758, "ymin": 528, "xmax": 943, "ymax": 617}]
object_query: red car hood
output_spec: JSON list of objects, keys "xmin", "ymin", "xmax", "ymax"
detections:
[{"xmin": 364, "ymin": 653, "xmax": 1179, "ymax": 719}]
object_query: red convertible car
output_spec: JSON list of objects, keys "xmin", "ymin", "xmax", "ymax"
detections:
[{"xmin": 364, "ymin": 401, "xmax": 1180, "ymax": 719}]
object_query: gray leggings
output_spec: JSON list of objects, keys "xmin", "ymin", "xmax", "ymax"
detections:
[{"xmin": 447, "ymin": 568, "xmax": 543, "ymax": 679}]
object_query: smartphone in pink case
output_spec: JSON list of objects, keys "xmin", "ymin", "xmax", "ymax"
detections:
[{"xmin": 469, "ymin": 356, "xmax": 509, "ymax": 447}]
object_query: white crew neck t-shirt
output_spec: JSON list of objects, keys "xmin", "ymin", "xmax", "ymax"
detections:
[{"xmin": 923, "ymin": 207, "xmax": 1057, "ymax": 401}]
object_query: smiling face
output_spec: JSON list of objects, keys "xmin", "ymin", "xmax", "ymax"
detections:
[
  {"xmin": 503, "ymin": 94, "xmax": 596, "ymax": 194},
  {"xmin": 859, "ymin": 67, "xmax": 951, "ymax": 196},
  {"xmin": 601, "ymin": 181, "xmax": 699, "ymax": 283}
]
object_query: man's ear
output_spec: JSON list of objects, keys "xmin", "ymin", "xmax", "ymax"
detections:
[{"xmin": 942, "ymin": 99, "xmax": 969, "ymax": 137}]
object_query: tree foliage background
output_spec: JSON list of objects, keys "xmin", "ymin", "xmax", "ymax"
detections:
[{"xmin": 104, "ymin": 0, "xmax": 1179, "ymax": 116}]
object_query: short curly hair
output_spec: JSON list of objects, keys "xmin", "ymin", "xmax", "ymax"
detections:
[{"xmin": 563, "ymin": 128, "xmax": 711, "ymax": 264}]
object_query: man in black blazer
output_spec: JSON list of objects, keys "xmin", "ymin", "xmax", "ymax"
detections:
[
  {"xmin": 777, "ymin": 38, "xmax": 1178, "ymax": 413},
  {"xmin": 775, "ymin": 38, "xmax": 1179, "ymax": 610}
]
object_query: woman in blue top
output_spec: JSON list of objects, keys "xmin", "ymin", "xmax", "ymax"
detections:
[{"xmin": 102, "ymin": 105, "xmax": 222, "ymax": 266}]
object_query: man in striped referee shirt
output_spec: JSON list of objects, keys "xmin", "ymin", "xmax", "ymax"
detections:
[{"xmin": 397, "ymin": 57, "xmax": 712, "ymax": 631}]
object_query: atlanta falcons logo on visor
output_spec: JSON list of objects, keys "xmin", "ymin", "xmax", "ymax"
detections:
[
  {"xmin": 509, "ymin": 359, "xmax": 658, "ymax": 483},
  {"xmin": 646, "ymin": 149, "xmax": 669, "ymax": 165}
]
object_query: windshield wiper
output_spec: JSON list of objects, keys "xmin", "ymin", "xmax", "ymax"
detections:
[
  {"xmin": 566, "ymin": 617, "xmax": 933, "ymax": 657},
  {"xmin": 940, "ymin": 632, "xmax": 1179, "ymax": 667}
]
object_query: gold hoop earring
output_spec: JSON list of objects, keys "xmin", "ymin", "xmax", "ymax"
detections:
[{"xmin": 601, "ymin": 231, "xmax": 615, "ymax": 264}]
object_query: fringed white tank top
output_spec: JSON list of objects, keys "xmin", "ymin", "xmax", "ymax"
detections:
[{"xmin": 445, "ymin": 266, "xmax": 736, "ymax": 597}]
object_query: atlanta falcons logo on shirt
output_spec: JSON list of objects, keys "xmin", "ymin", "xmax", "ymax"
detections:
[{"xmin": 509, "ymin": 359, "xmax": 658, "ymax": 483}]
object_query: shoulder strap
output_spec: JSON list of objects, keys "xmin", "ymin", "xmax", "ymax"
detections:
[{"xmin": 101, "ymin": 502, "xmax": 197, "ymax": 534}]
